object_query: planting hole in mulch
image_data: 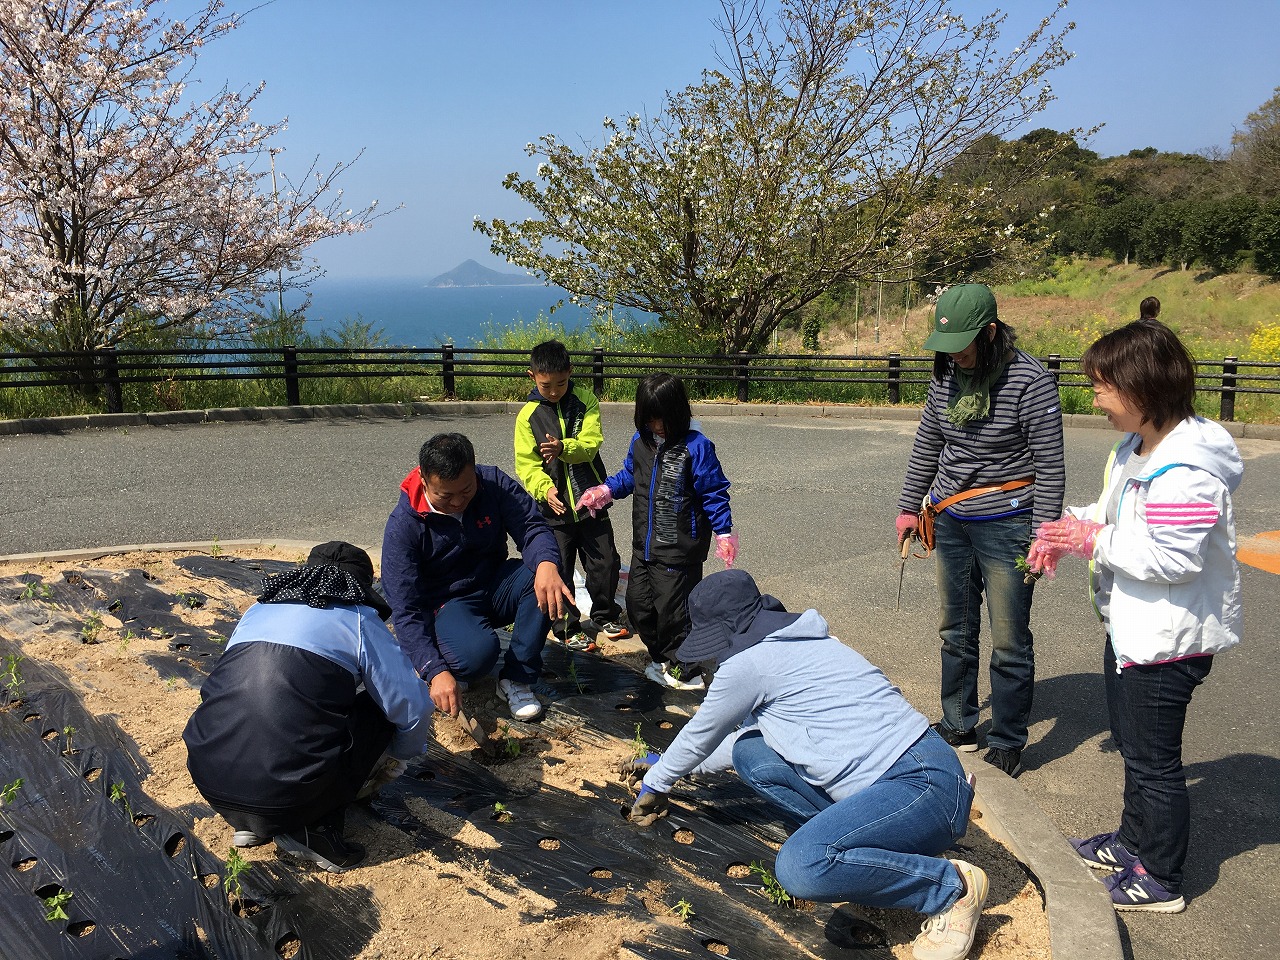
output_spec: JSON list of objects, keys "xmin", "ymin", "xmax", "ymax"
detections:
[
  {"xmin": 83, "ymin": 766, "xmax": 102, "ymax": 782},
  {"xmin": 198, "ymin": 873, "xmax": 219, "ymax": 889},
  {"xmin": 164, "ymin": 833, "xmax": 186, "ymax": 857},
  {"xmin": 673, "ymin": 828, "xmax": 696, "ymax": 845},
  {"xmin": 232, "ymin": 897, "xmax": 264, "ymax": 919},
  {"xmin": 132, "ymin": 813, "xmax": 154, "ymax": 826},
  {"xmin": 726, "ymin": 863, "xmax": 753, "ymax": 879},
  {"xmin": 41, "ymin": 728, "xmax": 57, "ymax": 741},
  {"xmin": 702, "ymin": 939, "xmax": 731, "ymax": 956},
  {"xmin": 67, "ymin": 919, "xmax": 96, "ymax": 938},
  {"xmin": 538, "ymin": 837, "xmax": 561, "ymax": 851},
  {"xmin": 22, "ymin": 712, "xmax": 39, "ymax": 723},
  {"xmin": 0, "ymin": 830, "xmax": 12, "ymax": 844},
  {"xmin": 14, "ymin": 857, "xmax": 37, "ymax": 871},
  {"xmin": 589, "ymin": 868, "xmax": 613, "ymax": 880},
  {"xmin": 275, "ymin": 932, "xmax": 302, "ymax": 958}
]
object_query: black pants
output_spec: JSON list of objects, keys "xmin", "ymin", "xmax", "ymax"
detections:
[
  {"xmin": 626, "ymin": 555, "xmax": 703, "ymax": 669},
  {"xmin": 552, "ymin": 513, "xmax": 622, "ymax": 630},
  {"xmin": 199, "ymin": 692, "xmax": 395, "ymax": 838}
]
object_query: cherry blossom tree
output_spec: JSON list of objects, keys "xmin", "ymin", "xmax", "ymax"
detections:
[
  {"xmin": 477, "ymin": 0, "xmax": 1074, "ymax": 353},
  {"xmin": 0, "ymin": 0, "xmax": 384, "ymax": 371}
]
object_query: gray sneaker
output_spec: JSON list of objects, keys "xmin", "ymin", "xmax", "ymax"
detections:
[{"xmin": 232, "ymin": 830, "xmax": 268, "ymax": 848}]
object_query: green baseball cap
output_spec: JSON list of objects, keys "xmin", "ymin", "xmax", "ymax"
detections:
[{"xmin": 923, "ymin": 284, "xmax": 998, "ymax": 353}]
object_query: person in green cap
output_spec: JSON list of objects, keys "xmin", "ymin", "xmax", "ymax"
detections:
[{"xmin": 895, "ymin": 283, "xmax": 1065, "ymax": 778}]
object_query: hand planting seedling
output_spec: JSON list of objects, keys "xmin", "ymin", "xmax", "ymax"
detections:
[
  {"xmin": 1, "ymin": 778, "xmax": 22, "ymax": 806},
  {"xmin": 2, "ymin": 654, "xmax": 24, "ymax": 698},
  {"xmin": 43, "ymin": 890, "xmax": 72, "ymax": 922},
  {"xmin": 62, "ymin": 725, "xmax": 77, "ymax": 756},
  {"xmin": 630, "ymin": 722, "xmax": 651, "ymax": 761},
  {"xmin": 748, "ymin": 861, "xmax": 794, "ymax": 907},
  {"xmin": 224, "ymin": 847, "xmax": 250, "ymax": 909},
  {"xmin": 671, "ymin": 898, "xmax": 696, "ymax": 922},
  {"xmin": 1014, "ymin": 555, "xmax": 1042, "ymax": 585},
  {"xmin": 80, "ymin": 613, "xmax": 103, "ymax": 644}
]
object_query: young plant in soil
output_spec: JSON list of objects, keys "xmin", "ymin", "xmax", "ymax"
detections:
[
  {"xmin": 109, "ymin": 781, "xmax": 133, "ymax": 820},
  {"xmin": 80, "ymin": 613, "xmax": 104, "ymax": 644},
  {"xmin": 43, "ymin": 890, "xmax": 72, "ymax": 922},
  {"xmin": 224, "ymin": 847, "xmax": 250, "ymax": 910},
  {"xmin": 2, "ymin": 655, "xmax": 24, "ymax": 699},
  {"xmin": 61, "ymin": 726, "xmax": 77, "ymax": 756},
  {"xmin": 630, "ymin": 722, "xmax": 651, "ymax": 761},
  {"xmin": 566, "ymin": 655, "xmax": 586, "ymax": 694},
  {"xmin": 1, "ymin": 778, "xmax": 22, "ymax": 806},
  {"xmin": 748, "ymin": 861, "xmax": 794, "ymax": 907},
  {"xmin": 493, "ymin": 801, "xmax": 513, "ymax": 822},
  {"xmin": 671, "ymin": 898, "xmax": 696, "ymax": 922},
  {"xmin": 497, "ymin": 722, "xmax": 521, "ymax": 759},
  {"xmin": 18, "ymin": 579, "xmax": 52, "ymax": 601}
]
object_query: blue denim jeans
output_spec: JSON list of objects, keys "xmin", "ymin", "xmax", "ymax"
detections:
[
  {"xmin": 735, "ymin": 729, "xmax": 972, "ymax": 915},
  {"xmin": 934, "ymin": 510, "xmax": 1036, "ymax": 751},
  {"xmin": 432, "ymin": 558, "xmax": 548, "ymax": 686},
  {"xmin": 1104, "ymin": 638, "xmax": 1212, "ymax": 894}
]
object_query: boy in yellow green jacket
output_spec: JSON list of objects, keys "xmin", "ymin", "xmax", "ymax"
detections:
[{"xmin": 514, "ymin": 340, "xmax": 627, "ymax": 649}]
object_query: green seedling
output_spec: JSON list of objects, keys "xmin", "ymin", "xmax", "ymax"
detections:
[
  {"xmin": 224, "ymin": 847, "xmax": 249, "ymax": 907},
  {"xmin": 2, "ymin": 655, "xmax": 24, "ymax": 698},
  {"xmin": 208, "ymin": 632, "xmax": 226, "ymax": 645},
  {"xmin": 1014, "ymin": 555, "xmax": 1041, "ymax": 585},
  {"xmin": 566, "ymin": 655, "xmax": 586, "ymax": 694},
  {"xmin": 62, "ymin": 725, "xmax": 77, "ymax": 756},
  {"xmin": 117, "ymin": 629, "xmax": 136, "ymax": 654},
  {"xmin": 1, "ymin": 778, "xmax": 22, "ymax": 805},
  {"xmin": 164, "ymin": 677, "xmax": 180, "ymax": 691},
  {"xmin": 630, "ymin": 722, "xmax": 651, "ymax": 761},
  {"xmin": 109, "ymin": 780, "xmax": 133, "ymax": 820},
  {"xmin": 43, "ymin": 889, "xmax": 72, "ymax": 922},
  {"xmin": 668, "ymin": 663, "xmax": 685, "ymax": 681},
  {"xmin": 671, "ymin": 898, "xmax": 696, "ymax": 922},
  {"xmin": 210, "ymin": 537, "xmax": 222, "ymax": 557},
  {"xmin": 18, "ymin": 579, "xmax": 52, "ymax": 601},
  {"xmin": 748, "ymin": 861, "xmax": 794, "ymax": 907},
  {"xmin": 497, "ymin": 722, "xmax": 521, "ymax": 759},
  {"xmin": 80, "ymin": 613, "xmax": 104, "ymax": 644},
  {"xmin": 493, "ymin": 801, "xmax": 512, "ymax": 821},
  {"xmin": 176, "ymin": 592, "xmax": 204, "ymax": 609}
]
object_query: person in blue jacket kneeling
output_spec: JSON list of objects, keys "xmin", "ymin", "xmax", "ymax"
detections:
[
  {"xmin": 623, "ymin": 569, "xmax": 989, "ymax": 960},
  {"xmin": 183, "ymin": 542, "xmax": 435, "ymax": 873}
]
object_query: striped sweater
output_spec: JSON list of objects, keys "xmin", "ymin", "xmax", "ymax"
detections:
[{"xmin": 898, "ymin": 349, "xmax": 1066, "ymax": 528}]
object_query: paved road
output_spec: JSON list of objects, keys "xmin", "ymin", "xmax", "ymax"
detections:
[{"xmin": 3, "ymin": 407, "xmax": 1278, "ymax": 960}]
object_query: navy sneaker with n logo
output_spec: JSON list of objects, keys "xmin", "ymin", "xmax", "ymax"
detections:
[
  {"xmin": 1109, "ymin": 863, "xmax": 1186, "ymax": 913},
  {"xmin": 1070, "ymin": 830, "xmax": 1139, "ymax": 874}
]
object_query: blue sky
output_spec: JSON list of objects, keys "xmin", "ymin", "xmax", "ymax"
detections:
[{"xmin": 190, "ymin": 0, "xmax": 1280, "ymax": 281}]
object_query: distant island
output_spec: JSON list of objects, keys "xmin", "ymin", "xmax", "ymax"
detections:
[{"xmin": 427, "ymin": 259, "xmax": 536, "ymax": 288}]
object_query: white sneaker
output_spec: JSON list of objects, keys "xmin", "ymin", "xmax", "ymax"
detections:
[
  {"xmin": 232, "ymin": 829, "xmax": 268, "ymax": 848},
  {"xmin": 497, "ymin": 678, "xmax": 543, "ymax": 720},
  {"xmin": 912, "ymin": 859, "xmax": 988, "ymax": 960}
]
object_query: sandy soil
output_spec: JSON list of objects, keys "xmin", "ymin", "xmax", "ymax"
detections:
[{"xmin": 0, "ymin": 545, "xmax": 1049, "ymax": 960}]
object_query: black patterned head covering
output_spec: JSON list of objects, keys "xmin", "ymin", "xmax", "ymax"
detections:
[{"xmin": 257, "ymin": 541, "xmax": 394, "ymax": 620}]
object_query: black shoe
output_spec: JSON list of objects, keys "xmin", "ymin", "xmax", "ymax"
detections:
[
  {"xmin": 930, "ymin": 721, "xmax": 978, "ymax": 753},
  {"xmin": 274, "ymin": 824, "xmax": 365, "ymax": 873},
  {"xmin": 982, "ymin": 746, "xmax": 1023, "ymax": 778}
]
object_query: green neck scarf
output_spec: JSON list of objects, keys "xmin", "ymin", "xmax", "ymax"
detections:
[{"xmin": 947, "ymin": 357, "xmax": 1008, "ymax": 426}]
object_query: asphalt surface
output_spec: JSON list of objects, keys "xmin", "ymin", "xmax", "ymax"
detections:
[{"xmin": 3, "ymin": 405, "xmax": 1278, "ymax": 960}]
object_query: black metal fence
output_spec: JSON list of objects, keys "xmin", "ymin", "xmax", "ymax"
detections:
[{"xmin": 3, "ymin": 345, "xmax": 1279, "ymax": 422}]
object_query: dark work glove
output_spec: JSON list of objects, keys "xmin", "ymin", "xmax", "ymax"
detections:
[
  {"xmin": 619, "ymin": 752, "xmax": 662, "ymax": 793},
  {"xmin": 628, "ymin": 785, "xmax": 669, "ymax": 827}
]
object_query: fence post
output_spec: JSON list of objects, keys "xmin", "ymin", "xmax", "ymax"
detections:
[
  {"xmin": 592, "ymin": 347, "xmax": 605, "ymax": 397},
  {"xmin": 283, "ymin": 345, "xmax": 301, "ymax": 406},
  {"xmin": 888, "ymin": 353, "xmax": 901, "ymax": 404},
  {"xmin": 1220, "ymin": 356, "xmax": 1237, "ymax": 422},
  {"xmin": 442, "ymin": 343, "xmax": 456, "ymax": 399},
  {"xmin": 734, "ymin": 351, "xmax": 750, "ymax": 403},
  {"xmin": 97, "ymin": 348, "xmax": 123, "ymax": 414},
  {"xmin": 1046, "ymin": 353, "xmax": 1061, "ymax": 385}
]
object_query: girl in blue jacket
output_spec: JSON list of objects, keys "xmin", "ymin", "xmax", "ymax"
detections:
[{"xmin": 578, "ymin": 373, "xmax": 734, "ymax": 689}]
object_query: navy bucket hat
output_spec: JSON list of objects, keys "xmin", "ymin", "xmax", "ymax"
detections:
[{"xmin": 676, "ymin": 569, "xmax": 801, "ymax": 666}]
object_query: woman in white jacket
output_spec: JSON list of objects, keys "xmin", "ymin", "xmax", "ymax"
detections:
[{"xmin": 1032, "ymin": 318, "xmax": 1243, "ymax": 915}]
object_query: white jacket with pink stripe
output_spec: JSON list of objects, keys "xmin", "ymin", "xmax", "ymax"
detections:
[{"xmin": 1070, "ymin": 415, "xmax": 1244, "ymax": 668}]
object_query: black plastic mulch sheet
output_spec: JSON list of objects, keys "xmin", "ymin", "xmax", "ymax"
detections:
[{"xmin": 0, "ymin": 558, "xmax": 898, "ymax": 960}]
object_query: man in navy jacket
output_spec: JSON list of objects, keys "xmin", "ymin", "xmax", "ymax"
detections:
[{"xmin": 381, "ymin": 432, "xmax": 574, "ymax": 721}]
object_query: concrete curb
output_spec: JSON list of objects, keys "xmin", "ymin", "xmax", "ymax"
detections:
[
  {"xmin": 959, "ymin": 753, "xmax": 1123, "ymax": 960},
  {"xmin": 4, "ymin": 540, "xmax": 1124, "ymax": 960},
  {"xmin": 6, "ymin": 397, "xmax": 1280, "ymax": 440}
]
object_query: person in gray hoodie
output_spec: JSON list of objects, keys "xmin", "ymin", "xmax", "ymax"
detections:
[{"xmin": 623, "ymin": 569, "xmax": 989, "ymax": 960}]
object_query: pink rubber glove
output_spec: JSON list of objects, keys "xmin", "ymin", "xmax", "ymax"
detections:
[
  {"xmin": 1024, "ymin": 536, "xmax": 1064, "ymax": 579},
  {"xmin": 715, "ymin": 532, "xmax": 739, "ymax": 567},
  {"xmin": 1035, "ymin": 516, "xmax": 1104, "ymax": 560},
  {"xmin": 895, "ymin": 511, "xmax": 918, "ymax": 547},
  {"xmin": 576, "ymin": 484, "xmax": 613, "ymax": 517}
]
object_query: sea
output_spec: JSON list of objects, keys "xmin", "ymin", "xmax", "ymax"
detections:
[{"xmin": 288, "ymin": 276, "xmax": 650, "ymax": 348}]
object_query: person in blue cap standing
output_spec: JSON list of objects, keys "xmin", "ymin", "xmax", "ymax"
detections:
[
  {"xmin": 896, "ymin": 283, "xmax": 1066, "ymax": 777},
  {"xmin": 621, "ymin": 568, "xmax": 988, "ymax": 960}
]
